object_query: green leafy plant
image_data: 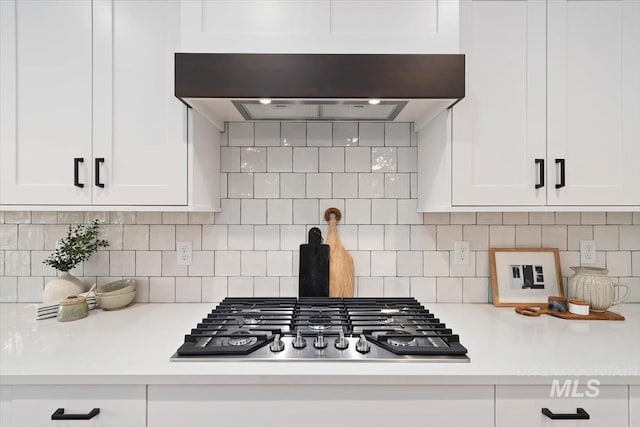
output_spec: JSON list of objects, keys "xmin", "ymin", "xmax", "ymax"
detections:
[{"xmin": 43, "ymin": 219, "xmax": 109, "ymax": 272}]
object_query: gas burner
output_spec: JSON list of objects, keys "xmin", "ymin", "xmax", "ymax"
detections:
[
  {"xmin": 380, "ymin": 316, "xmax": 395, "ymax": 324},
  {"xmin": 386, "ymin": 330, "xmax": 417, "ymax": 347},
  {"xmin": 308, "ymin": 314, "xmax": 332, "ymax": 331},
  {"xmin": 243, "ymin": 317, "xmax": 263, "ymax": 325},
  {"xmin": 227, "ymin": 331, "xmax": 258, "ymax": 347}
]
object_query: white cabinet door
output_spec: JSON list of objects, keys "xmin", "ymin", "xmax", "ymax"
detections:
[
  {"xmin": 181, "ymin": 0, "xmax": 459, "ymax": 54},
  {"xmin": 10, "ymin": 385, "xmax": 146, "ymax": 427},
  {"xmin": 0, "ymin": 0, "xmax": 92, "ymax": 205},
  {"xmin": 452, "ymin": 0, "xmax": 546, "ymax": 206},
  {"xmin": 496, "ymin": 384, "xmax": 628, "ymax": 427},
  {"xmin": 632, "ymin": 386, "xmax": 640, "ymax": 427},
  {"xmin": 148, "ymin": 384, "xmax": 494, "ymax": 427},
  {"xmin": 547, "ymin": 0, "xmax": 640, "ymax": 206},
  {"xmin": 92, "ymin": 0, "xmax": 187, "ymax": 206}
]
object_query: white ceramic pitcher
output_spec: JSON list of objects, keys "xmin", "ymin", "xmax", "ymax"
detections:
[{"xmin": 568, "ymin": 266, "xmax": 629, "ymax": 312}]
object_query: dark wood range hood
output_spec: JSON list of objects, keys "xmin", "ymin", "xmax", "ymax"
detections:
[{"xmin": 174, "ymin": 53, "xmax": 465, "ymax": 131}]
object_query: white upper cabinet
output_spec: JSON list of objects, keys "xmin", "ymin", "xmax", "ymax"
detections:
[
  {"xmin": 0, "ymin": 0, "xmax": 93, "ymax": 205},
  {"xmin": 180, "ymin": 0, "xmax": 460, "ymax": 53},
  {"xmin": 92, "ymin": 0, "xmax": 187, "ymax": 206},
  {"xmin": 546, "ymin": 0, "xmax": 640, "ymax": 206},
  {"xmin": 452, "ymin": 0, "xmax": 546, "ymax": 206}
]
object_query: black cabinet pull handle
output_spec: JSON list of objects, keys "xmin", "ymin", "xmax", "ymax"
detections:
[
  {"xmin": 73, "ymin": 158, "xmax": 84, "ymax": 188},
  {"xmin": 542, "ymin": 407, "xmax": 590, "ymax": 420},
  {"xmin": 535, "ymin": 158, "xmax": 545, "ymax": 189},
  {"xmin": 555, "ymin": 158, "xmax": 566, "ymax": 189},
  {"xmin": 51, "ymin": 408, "xmax": 100, "ymax": 420},
  {"xmin": 95, "ymin": 158, "xmax": 105, "ymax": 188}
]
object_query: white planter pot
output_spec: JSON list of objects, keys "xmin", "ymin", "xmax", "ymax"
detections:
[{"xmin": 42, "ymin": 272, "xmax": 85, "ymax": 304}]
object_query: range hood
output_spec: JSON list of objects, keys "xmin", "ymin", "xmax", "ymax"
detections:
[{"xmin": 175, "ymin": 53, "xmax": 465, "ymax": 131}]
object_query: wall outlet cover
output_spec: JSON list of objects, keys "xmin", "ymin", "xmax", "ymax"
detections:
[
  {"xmin": 176, "ymin": 241, "xmax": 193, "ymax": 265},
  {"xmin": 580, "ymin": 240, "xmax": 596, "ymax": 265},
  {"xmin": 454, "ymin": 240, "xmax": 470, "ymax": 265}
]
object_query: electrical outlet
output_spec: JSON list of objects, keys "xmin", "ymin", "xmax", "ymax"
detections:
[
  {"xmin": 454, "ymin": 240, "xmax": 470, "ymax": 265},
  {"xmin": 176, "ymin": 241, "xmax": 192, "ymax": 265},
  {"xmin": 580, "ymin": 240, "xmax": 596, "ymax": 265}
]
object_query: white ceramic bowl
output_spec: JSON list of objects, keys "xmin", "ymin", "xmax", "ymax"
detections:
[
  {"xmin": 97, "ymin": 289, "xmax": 136, "ymax": 310},
  {"xmin": 96, "ymin": 279, "xmax": 136, "ymax": 296}
]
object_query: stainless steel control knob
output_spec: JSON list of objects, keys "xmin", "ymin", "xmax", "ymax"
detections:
[
  {"xmin": 334, "ymin": 331, "xmax": 349, "ymax": 350},
  {"xmin": 269, "ymin": 334, "xmax": 284, "ymax": 352},
  {"xmin": 313, "ymin": 332, "xmax": 327, "ymax": 349},
  {"xmin": 292, "ymin": 331, "xmax": 306, "ymax": 349},
  {"xmin": 355, "ymin": 334, "xmax": 370, "ymax": 354}
]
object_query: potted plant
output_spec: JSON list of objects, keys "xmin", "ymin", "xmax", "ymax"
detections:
[{"xmin": 42, "ymin": 219, "xmax": 109, "ymax": 303}]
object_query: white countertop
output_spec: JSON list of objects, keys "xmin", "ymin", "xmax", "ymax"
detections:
[{"xmin": 1, "ymin": 303, "xmax": 639, "ymax": 386}]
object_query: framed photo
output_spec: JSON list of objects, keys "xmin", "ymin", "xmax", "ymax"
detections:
[{"xmin": 489, "ymin": 248, "xmax": 564, "ymax": 307}]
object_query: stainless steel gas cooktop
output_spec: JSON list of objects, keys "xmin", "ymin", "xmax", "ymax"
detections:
[{"xmin": 171, "ymin": 297, "xmax": 469, "ymax": 362}]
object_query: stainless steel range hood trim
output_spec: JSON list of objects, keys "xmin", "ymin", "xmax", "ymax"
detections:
[{"xmin": 231, "ymin": 100, "xmax": 409, "ymax": 121}]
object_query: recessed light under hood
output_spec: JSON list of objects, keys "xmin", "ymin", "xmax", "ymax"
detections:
[{"xmin": 175, "ymin": 53, "xmax": 465, "ymax": 131}]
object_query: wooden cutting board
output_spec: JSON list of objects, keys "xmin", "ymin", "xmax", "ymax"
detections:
[
  {"xmin": 324, "ymin": 208, "xmax": 354, "ymax": 298},
  {"xmin": 515, "ymin": 306, "xmax": 625, "ymax": 320}
]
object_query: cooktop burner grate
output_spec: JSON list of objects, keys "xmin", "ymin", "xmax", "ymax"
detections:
[{"xmin": 174, "ymin": 297, "xmax": 468, "ymax": 361}]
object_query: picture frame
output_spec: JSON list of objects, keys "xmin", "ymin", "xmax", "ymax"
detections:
[{"xmin": 489, "ymin": 248, "xmax": 564, "ymax": 307}]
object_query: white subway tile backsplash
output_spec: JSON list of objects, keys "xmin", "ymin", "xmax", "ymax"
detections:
[
  {"xmin": 345, "ymin": 147, "xmax": 370, "ymax": 172},
  {"xmin": 267, "ymin": 251, "xmax": 293, "ymax": 276},
  {"xmin": 333, "ymin": 122, "xmax": 358, "ymax": 146},
  {"xmin": 607, "ymin": 212, "xmax": 633, "ymax": 225},
  {"xmin": 357, "ymin": 277, "xmax": 383, "ymax": 297},
  {"xmin": 217, "ymin": 199, "xmax": 241, "ymax": 224},
  {"xmin": 280, "ymin": 225, "xmax": 305, "ymax": 250},
  {"xmin": 319, "ymin": 147, "xmax": 345, "ymax": 172},
  {"xmin": 358, "ymin": 123, "xmax": 384, "ymax": 146},
  {"xmin": 202, "ymin": 277, "xmax": 227, "ymax": 302},
  {"xmin": 607, "ymin": 252, "xmax": 631, "ymax": 277},
  {"xmin": 306, "ymin": 173, "xmax": 332, "ymax": 199},
  {"xmin": 241, "ymin": 251, "xmax": 267, "ymax": 276},
  {"xmin": 462, "ymin": 278, "xmax": 489, "ymax": 303},
  {"xmin": 123, "ymin": 225, "xmax": 149, "ymax": 250},
  {"xmin": 240, "ymin": 147, "xmax": 266, "ymax": 172},
  {"xmin": 176, "ymin": 225, "xmax": 202, "ymax": 250},
  {"xmin": 384, "ymin": 277, "xmax": 410, "ymax": 297},
  {"xmin": 228, "ymin": 225, "xmax": 254, "ymax": 250},
  {"xmin": 436, "ymin": 277, "xmax": 463, "ymax": 303},
  {"xmin": 489, "ymin": 225, "xmax": 515, "ymax": 247},
  {"xmin": 384, "ymin": 174, "xmax": 410, "ymax": 198},
  {"xmin": 150, "ymin": 225, "xmax": 175, "ymax": 250},
  {"xmin": 134, "ymin": 277, "xmax": 150, "ymax": 302},
  {"xmin": 254, "ymin": 225, "xmax": 280, "ymax": 250},
  {"xmin": 384, "ymin": 123, "xmax": 410, "ymax": 146},
  {"xmin": 358, "ymin": 225, "xmax": 384, "ymax": 250},
  {"xmin": 267, "ymin": 147, "xmax": 293, "ymax": 172},
  {"xmin": 477, "ymin": 212, "xmax": 502, "ymax": 225},
  {"xmin": 83, "ymin": 251, "xmax": 109, "ymax": 277},
  {"xmin": 351, "ymin": 251, "xmax": 371, "ymax": 276},
  {"xmin": 632, "ymin": 252, "xmax": 640, "ymax": 277},
  {"xmin": 215, "ymin": 251, "xmax": 241, "ymax": 276},
  {"xmin": 136, "ymin": 212, "xmax": 162, "ymax": 225},
  {"xmin": 581, "ymin": 212, "xmax": 607, "ymax": 225},
  {"xmin": 556, "ymin": 212, "xmax": 581, "ymax": 225},
  {"xmin": 17, "ymin": 277, "xmax": 43, "ymax": 302},
  {"xmin": 397, "ymin": 147, "xmax": 417, "ymax": 173},
  {"xmin": 436, "ymin": 225, "xmax": 462, "ymax": 250},
  {"xmin": 397, "ymin": 251, "xmax": 422, "ymax": 277},
  {"xmin": 423, "ymin": 212, "xmax": 449, "ymax": 225},
  {"xmin": 515, "ymin": 225, "xmax": 541, "ymax": 248},
  {"xmin": 4, "ymin": 211, "xmax": 30, "ymax": 224},
  {"xmin": 267, "ymin": 199, "xmax": 293, "ymax": 224},
  {"xmin": 202, "ymin": 225, "xmax": 228, "ymax": 250},
  {"xmin": 189, "ymin": 251, "xmax": 214, "ymax": 277},
  {"xmin": 136, "ymin": 251, "xmax": 161, "ymax": 276},
  {"xmin": 620, "ymin": 225, "xmax": 640, "ymax": 250},
  {"xmin": 384, "ymin": 225, "xmax": 410, "ymax": 250},
  {"xmin": 221, "ymin": 147, "xmax": 240, "ymax": 172},
  {"xmin": 30, "ymin": 251, "xmax": 56, "ymax": 277},
  {"xmin": 58, "ymin": 211, "xmax": 84, "ymax": 224},
  {"xmin": 255, "ymin": 122, "xmax": 280, "ymax": 146},
  {"xmin": 370, "ymin": 251, "xmax": 396, "ymax": 276},
  {"xmin": 228, "ymin": 277, "xmax": 254, "ymax": 297},
  {"xmin": 475, "ymin": 251, "xmax": 490, "ymax": 277},
  {"xmin": 229, "ymin": 122, "xmax": 254, "ymax": 146},
  {"xmin": 17, "ymin": 225, "xmax": 44, "ymax": 250},
  {"xmin": 254, "ymin": 277, "xmax": 280, "ymax": 297},
  {"xmin": 411, "ymin": 277, "xmax": 436, "ymax": 303},
  {"xmin": 31, "ymin": 211, "xmax": 58, "ymax": 224},
  {"xmin": 371, "ymin": 199, "xmax": 397, "ymax": 224},
  {"xmin": 567, "ymin": 226, "xmax": 593, "ymax": 250},
  {"xmin": 253, "ymin": 173, "xmax": 280, "ymax": 199},
  {"xmin": 541, "ymin": 225, "xmax": 567, "ymax": 251},
  {"xmin": 371, "ymin": 147, "xmax": 396, "ymax": 172},
  {"xmin": 281, "ymin": 122, "xmax": 306, "ymax": 146},
  {"xmin": 228, "ymin": 173, "xmax": 254, "ymax": 198},
  {"xmin": 449, "ymin": 251, "xmax": 476, "ymax": 277},
  {"xmin": 280, "ymin": 173, "xmax": 305, "ymax": 198},
  {"xmin": 293, "ymin": 199, "xmax": 319, "ymax": 224},
  {"xmin": 293, "ymin": 147, "xmax": 318, "ymax": 172},
  {"xmin": 450, "ymin": 213, "xmax": 476, "ymax": 225},
  {"xmin": 411, "ymin": 225, "xmax": 436, "ymax": 250},
  {"xmin": 332, "ymin": 173, "xmax": 358, "ymax": 199},
  {"xmin": 463, "ymin": 225, "xmax": 489, "ymax": 250},
  {"xmin": 162, "ymin": 212, "xmax": 188, "ymax": 225},
  {"xmin": 150, "ymin": 277, "xmax": 175, "ymax": 303},
  {"xmin": 110, "ymin": 251, "xmax": 135, "ymax": 276},
  {"xmin": 359, "ymin": 174, "xmax": 384, "ymax": 199},
  {"xmin": 594, "ymin": 225, "xmax": 619, "ymax": 250},
  {"xmin": 424, "ymin": 251, "xmax": 449, "ymax": 277},
  {"xmin": 529, "ymin": 212, "xmax": 555, "ymax": 225},
  {"xmin": 397, "ymin": 199, "xmax": 423, "ymax": 225},
  {"xmin": 4, "ymin": 251, "xmax": 30, "ymax": 276},
  {"xmin": 279, "ymin": 277, "xmax": 298, "ymax": 297},
  {"xmin": 0, "ymin": 277, "xmax": 18, "ymax": 302},
  {"xmin": 162, "ymin": 251, "xmax": 187, "ymax": 277},
  {"xmin": 306, "ymin": 122, "xmax": 332, "ymax": 146},
  {"xmin": 241, "ymin": 199, "xmax": 267, "ymax": 224},
  {"xmin": 0, "ymin": 225, "xmax": 17, "ymax": 249}
]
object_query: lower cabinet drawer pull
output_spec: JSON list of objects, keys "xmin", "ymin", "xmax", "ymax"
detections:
[
  {"xmin": 541, "ymin": 407, "xmax": 590, "ymax": 420},
  {"xmin": 51, "ymin": 408, "xmax": 100, "ymax": 420}
]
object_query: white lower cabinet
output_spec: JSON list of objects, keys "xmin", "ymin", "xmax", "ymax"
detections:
[
  {"xmin": 147, "ymin": 384, "xmax": 494, "ymax": 427},
  {"xmin": 496, "ymin": 384, "xmax": 629, "ymax": 427},
  {"xmin": 632, "ymin": 386, "xmax": 640, "ymax": 427},
  {"xmin": 8, "ymin": 385, "xmax": 145, "ymax": 427}
]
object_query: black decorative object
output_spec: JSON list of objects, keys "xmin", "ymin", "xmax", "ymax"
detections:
[{"xmin": 298, "ymin": 227, "xmax": 329, "ymax": 297}]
